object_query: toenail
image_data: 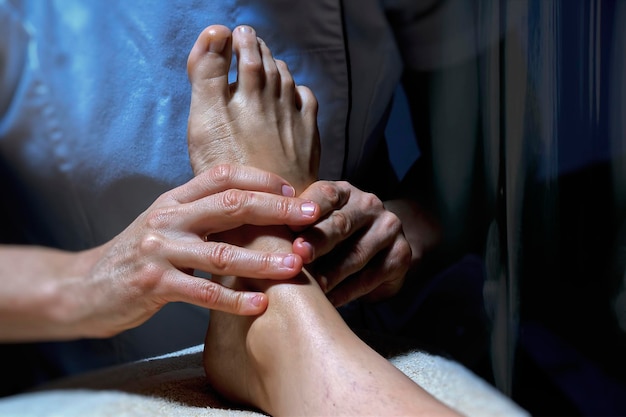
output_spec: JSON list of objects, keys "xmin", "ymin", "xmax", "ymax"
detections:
[
  {"xmin": 238, "ymin": 25, "xmax": 253, "ymax": 34},
  {"xmin": 208, "ymin": 35, "xmax": 227, "ymax": 53}
]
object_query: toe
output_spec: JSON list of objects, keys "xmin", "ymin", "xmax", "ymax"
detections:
[
  {"xmin": 187, "ymin": 25, "xmax": 233, "ymax": 101},
  {"xmin": 276, "ymin": 60, "xmax": 296, "ymax": 101},
  {"xmin": 258, "ymin": 37, "xmax": 280, "ymax": 97},
  {"xmin": 232, "ymin": 25, "xmax": 264, "ymax": 93},
  {"xmin": 295, "ymin": 85, "xmax": 317, "ymax": 114}
]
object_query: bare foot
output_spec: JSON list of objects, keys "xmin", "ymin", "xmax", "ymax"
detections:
[
  {"xmin": 186, "ymin": 23, "xmax": 322, "ymax": 410},
  {"xmin": 187, "ymin": 24, "xmax": 320, "ymax": 194},
  {"xmin": 186, "ymin": 25, "xmax": 460, "ymax": 416}
]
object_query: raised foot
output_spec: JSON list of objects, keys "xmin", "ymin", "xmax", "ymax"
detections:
[{"xmin": 187, "ymin": 24, "xmax": 320, "ymax": 194}]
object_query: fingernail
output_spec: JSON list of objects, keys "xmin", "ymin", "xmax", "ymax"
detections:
[
  {"xmin": 238, "ymin": 25, "xmax": 253, "ymax": 34},
  {"xmin": 282, "ymin": 184, "xmax": 295, "ymax": 197},
  {"xmin": 248, "ymin": 293, "xmax": 265, "ymax": 307},
  {"xmin": 301, "ymin": 241, "xmax": 314, "ymax": 259},
  {"xmin": 282, "ymin": 254, "xmax": 296, "ymax": 268},
  {"xmin": 301, "ymin": 202, "xmax": 316, "ymax": 217}
]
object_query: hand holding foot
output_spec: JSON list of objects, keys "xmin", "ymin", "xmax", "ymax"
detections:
[{"xmin": 186, "ymin": 25, "xmax": 460, "ymax": 416}]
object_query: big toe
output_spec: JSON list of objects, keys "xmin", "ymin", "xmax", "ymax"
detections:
[{"xmin": 187, "ymin": 25, "xmax": 233, "ymax": 101}]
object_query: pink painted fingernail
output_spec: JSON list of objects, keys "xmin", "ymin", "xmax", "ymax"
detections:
[
  {"xmin": 282, "ymin": 254, "xmax": 296, "ymax": 268},
  {"xmin": 301, "ymin": 202, "xmax": 316, "ymax": 217},
  {"xmin": 282, "ymin": 184, "xmax": 295, "ymax": 197},
  {"xmin": 302, "ymin": 241, "xmax": 314, "ymax": 259},
  {"xmin": 249, "ymin": 293, "xmax": 264, "ymax": 307}
]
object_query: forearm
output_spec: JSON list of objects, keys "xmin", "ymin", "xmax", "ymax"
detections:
[{"xmin": 0, "ymin": 244, "xmax": 102, "ymax": 342}]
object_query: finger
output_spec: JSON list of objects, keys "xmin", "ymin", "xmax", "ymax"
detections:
[
  {"xmin": 326, "ymin": 240, "xmax": 410, "ymax": 307},
  {"xmin": 293, "ymin": 201, "xmax": 372, "ymax": 264},
  {"xmin": 295, "ymin": 180, "xmax": 351, "ymax": 217},
  {"xmin": 361, "ymin": 274, "xmax": 406, "ymax": 303},
  {"xmin": 172, "ymin": 164, "xmax": 296, "ymax": 204},
  {"xmin": 312, "ymin": 210, "xmax": 404, "ymax": 292},
  {"xmin": 153, "ymin": 189, "xmax": 320, "ymax": 235},
  {"xmin": 162, "ymin": 271, "xmax": 268, "ymax": 315},
  {"xmin": 167, "ymin": 240, "xmax": 304, "ymax": 279},
  {"xmin": 327, "ymin": 268, "xmax": 403, "ymax": 308}
]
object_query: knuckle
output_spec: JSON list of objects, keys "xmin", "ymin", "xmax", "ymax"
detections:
[
  {"xmin": 240, "ymin": 57, "xmax": 263, "ymax": 74},
  {"xmin": 330, "ymin": 211, "xmax": 351, "ymax": 237},
  {"xmin": 154, "ymin": 190, "xmax": 174, "ymax": 205},
  {"xmin": 318, "ymin": 182, "xmax": 341, "ymax": 206},
  {"xmin": 220, "ymin": 189, "xmax": 248, "ymax": 215},
  {"xmin": 207, "ymin": 243, "xmax": 235, "ymax": 273},
  {"xmin": 144, "ymin": 207, "xmax": 174, "ymax": 230},
  {"xmin": 274, "ymin": 198, "xmax": 292, "ymax": 220},
  {"xmin": 381, "ymin": 211, "xmax": 403, "ymax": 234},
  {"xmin": 351, "ymin": 245, "xmax": 370, "ymax": 269},
  {"xmin": 338, "ymin": 244, "xmax": 366, "ymax": 270},
  {"xmin": 209, "ymin": 164, "xmax": 235, "ymax": 186},
  {"xmin": 198, "ymin": 282, "xmax": 223, "ymax": 307},
  {"xmin": 137, "ymin": 261, "xmax": 164, "ymax": 290},
  {"xmin": 257, "ymin": 253, "xmax": 274, "ymax": 274},
  {"xmin": 139, "ymin": 232, "xmax": 165, "ymax": 255},
  {"xmin": 275, "ymin": 59, "xmax": 287, "ymax": 70},
  {"xmin": 363, "ymin": 192, "xmax": 384, "ymax": 211},
  {"xmin": 265, "ymin": 64, "xmax": 279, "ymax": 83},
  {"xmin": 388, "ymin": 239, "xmax": 412, "ymax": 274}
]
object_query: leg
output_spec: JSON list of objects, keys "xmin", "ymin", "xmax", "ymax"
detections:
[{"xmin": 187, "ymin": 25, "xmax": 460, "ymax": 416}]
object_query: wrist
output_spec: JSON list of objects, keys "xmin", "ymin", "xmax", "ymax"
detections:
[{"xmin": 0, "ymin": 246, "xmax": 100, "ymax": 341}]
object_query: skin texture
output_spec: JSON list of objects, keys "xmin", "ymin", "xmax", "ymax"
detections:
[
  {"xmin": 187, "ymin": 24, "xmax": 460, "ymax": 416},
  {"xmin": 187, "ymin": 23, "xmax": 413, "ymax": 307},
  {"xmin": 0, "ymin": 160, "xmax": 324, "ymax": 341},
  {"xmin": 293, "ymin": 181, "xmax": 413, "ymax": 306}
]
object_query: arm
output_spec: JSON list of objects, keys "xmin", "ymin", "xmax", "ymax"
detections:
[{"xmin": 0, "ymin": 165, "xmax": 320, "ymax": 342}]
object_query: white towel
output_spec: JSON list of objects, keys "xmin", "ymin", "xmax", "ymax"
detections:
[{"xmin": 0, "ymin": 345, "xmax": 528, "ymax": 416}]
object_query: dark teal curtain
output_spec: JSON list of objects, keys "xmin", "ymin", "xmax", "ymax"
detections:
[
  {"xmin": 479, "ymin": 1, "xmax": 626, "ymax": 415},
  {"xmin": 396, "ymin": 1, "xmax": 626, "ymax": 415}
]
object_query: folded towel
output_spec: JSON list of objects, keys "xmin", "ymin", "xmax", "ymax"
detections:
[{"xmin": 0, "ymin": 345, "xmax": 528, "ymax": 416}]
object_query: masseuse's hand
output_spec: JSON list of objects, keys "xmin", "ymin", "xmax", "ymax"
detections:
[
  {"xmin": 0, "ymin": 165, "xmax": 320, "ymax": 342},
  {"xmin": 292, "ymin": 180, "xmax": 411, "ymax": 306}
]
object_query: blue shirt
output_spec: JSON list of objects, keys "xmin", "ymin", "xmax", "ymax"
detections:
[{"xmin": 0, "ymin": 0, "xmax": 481, "ymax": 390}]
